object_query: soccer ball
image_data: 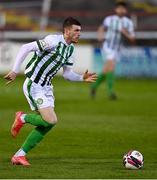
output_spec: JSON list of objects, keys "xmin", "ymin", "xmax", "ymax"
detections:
[{"xmin": 123, "ymin": 150, "xmax": 144, "ymax": 169}]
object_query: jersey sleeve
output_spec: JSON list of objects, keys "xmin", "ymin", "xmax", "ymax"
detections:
[
  {"xmin": 36, "ymin": 35, "xmax": 58, "ymax": 52},
  {"xmin": 64, "ymin": 54, "xmax": 75, "ymax": 67},
  {"xmin": 12, "ymin": 42, "xmax": 38, "ymax": 73},
  {"xmin": 63, "ymin": 66, "xmax": 83, "ymax": 82},
  {"xmin": 128, "ymin": 20, "xmax": 135, "ymax": 37}
]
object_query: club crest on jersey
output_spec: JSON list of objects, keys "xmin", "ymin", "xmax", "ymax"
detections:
[{"xmin": 39, "ymin": 40, "xmax": 48, "ymax": 49}]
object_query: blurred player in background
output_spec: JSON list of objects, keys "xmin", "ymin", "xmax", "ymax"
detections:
[
  {"xmin": 4, "ymin": 17, "xmax": 96, "ymax": 166},
  {"xmin": 91, "ymin": 1, "xmax": 135, "ymax": 100}
]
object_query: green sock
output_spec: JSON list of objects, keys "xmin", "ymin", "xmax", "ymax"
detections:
[
  {"xmin": 24, "ymin": 114, "xmax": 53, "ymax": 127},
  {"xmin": 21, "ymin": 114, "xmax": 55, "ymax": 153},
  {"xmin": 106, "ymin": 72, "xmax": 115, "ymax": 95},
  {"xmin": 91, "ymin": 73, "xmax": 105, "ymax": 90},
  {"xmin": 21, "ymin": 125, "xmax": 53, "ymax": 153}
]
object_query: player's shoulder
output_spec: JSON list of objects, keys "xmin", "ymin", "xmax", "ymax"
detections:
[
  {"xmin": 103, "ymin": 15, "xmax": 116, "ymax": 26},
  {"xmin": 105, "ymin": 15, "xmax": 116, "ymax": 21},
  {"xmin": 44, "ymin": 34, "xmax": 64, "ymax": 47},
  {"xmin": 44, "ymin": 34, "xmax": 61, "ymax": 41},
  {"xmin": 104, "ymin": 15, "xmax": 120, "ymax": 24},
  {"xmin": 123, "ymin": 16, "xmax": 133, "ymax": 24}
]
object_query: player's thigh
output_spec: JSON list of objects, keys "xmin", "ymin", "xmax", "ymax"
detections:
[
  {"xmin": 23, "ymin": 78, "xmax": 55, "ymax": 116},
  {"xmin": 38, "ymin": 107, "xmax": 57, "ymax": 125},
  {"xmin": 102, "ymin": 48, "xmax": 116, "ymax": 72},
  {"xmin": 33, "ymin": 89, "xmax": 57, "ymax": 124},
  {"xmin": 103, "ymin": 59, "xmax": 116, "ymax": 72}
]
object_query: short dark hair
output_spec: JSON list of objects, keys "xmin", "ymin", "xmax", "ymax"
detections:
[
  {"xmin": 63, "ymin": 17, "xmax": 81, "ymax": 30},
  {"xmin": 116, "ymin": 1, "xmax": 128, "ymax": 8}
]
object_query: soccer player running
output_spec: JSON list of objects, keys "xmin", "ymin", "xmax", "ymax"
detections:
[
  {"xmin": 4, "ymin": 17, "xmax": 97, "ymax": 166},
  {"xmin": 91, "ymin": 1, "xmax": 135, "ymax": 100}
]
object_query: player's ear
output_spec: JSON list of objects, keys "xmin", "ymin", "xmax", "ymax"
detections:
[
  {"xmin": 63, "ymin": 27, "xmax": 68, "ymax": 35},
  {"xmin": 64, "ymin": 26, "xmax": 72, "ymax": 35}
]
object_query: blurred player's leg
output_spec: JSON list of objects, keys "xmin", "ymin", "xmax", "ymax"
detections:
[
  {"xmin": 91, "ymin": 73, "xmax": 105, "ymax": 97},
  {"xmin": 104, "ymin": 60, "xmax": 117, "ymax": 100},
  {"xmin": 91, "ymin": 59, "xmax": 117, "ymax": 100}
]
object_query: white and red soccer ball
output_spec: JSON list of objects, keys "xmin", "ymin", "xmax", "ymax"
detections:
[{"xmin": 123, "ymin": 150, "xmax": 144, "ymax": 169}]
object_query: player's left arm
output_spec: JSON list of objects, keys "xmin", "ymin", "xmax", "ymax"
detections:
[
  {"xmin": 121, "ymin": 28, "xmax": 135, "ymax": 43},
  {"xmin": 121, "ymin": 20, "xmax": 135, "ymax": 44},
  {"xmin": 63, "ymin": 66, "xmax": 97, "ymax": 83}
]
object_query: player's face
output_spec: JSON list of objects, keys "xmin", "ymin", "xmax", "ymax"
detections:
[
  {"xmin": 66, "ymin": 25, "xmax": 81, "ymax": 43},
  {"xmin": 115, "ymin": 5, "xmax": 127, "ymax": 17}
]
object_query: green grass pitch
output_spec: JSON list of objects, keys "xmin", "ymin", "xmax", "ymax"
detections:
[{"xmin": 0, "ymin": 76, "xmax": 157, "ymax": 178}]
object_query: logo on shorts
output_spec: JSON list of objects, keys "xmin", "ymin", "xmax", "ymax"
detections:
[{"xmin": 36, "ymin": 98, "xmax": 43, "ymax": 105}]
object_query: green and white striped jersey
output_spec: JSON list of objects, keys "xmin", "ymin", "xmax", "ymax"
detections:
[
  {"xmin": 25, "ymin": 34, "xmax": 74, "ymax": 86},
  {"xmin": 103, "ymin": 15, "xmax": 135, "ymax": 51}
]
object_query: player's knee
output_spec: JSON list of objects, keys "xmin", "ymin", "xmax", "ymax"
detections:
[
  {"xmin": 50, "ymin": 116, "xmax": 58, "ymax": 125},
  {"xmin": 40, "ymin": 112, "xmax": 57, "ymax": 125},
  {"xmin": 43, "ymin": 116, "xmax": 57, "ymax": 125},
  {"xmin": 107, "ymin": 64, "xmax": 115, "ymax": 72}
]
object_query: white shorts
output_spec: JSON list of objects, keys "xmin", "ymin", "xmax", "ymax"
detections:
[
  {"xmin": 102, "ymin": 44, "xmax": 119, "ymax": 62},
  {"xmin": 23, "ymin": 78, "xmax": 55, "ymax": 111}
]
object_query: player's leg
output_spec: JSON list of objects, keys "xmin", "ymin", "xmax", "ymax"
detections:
[
  {"xmin": 11, "ymin": 79, "xmax": 56, "ymax": 165},
  {"xmin": 91, "ymin": 59, "xmax": 115, "ymax": 97},
  {"xmin": 11, "ymin": 110, "xmax": 56, "ymax": 137},
  {"xmin": 12, "ymin": 107, "xmax": 57, "ymax": 166},
  {"xmin": 103, "ymin": 59, "xmax": 117, "ymax": 100},
  {"xmin": 20, "ymin": 107, "xmax": 57, "ymax": 154},
  {"xmin": 91, "ymin": 46, "xmax": 117, "ymax": 99},
  {"xmin": 90, "ymin": 48, "xmax": 106, "ymax": 98},
  {"xmin": 90, "ymin": 71, "xmax": 105, "ymax": 97},
  {"xmin": 91, "ymin": 58, "xmax": 116, "ymax": 99},
  {"xmin": 11, "ymin": 78, "xmax": 56, "ymax": 137}
]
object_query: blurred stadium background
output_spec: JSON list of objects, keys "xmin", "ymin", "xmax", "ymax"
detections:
[
  {"xmin": 1, "ymin": 0, "xmax": 157, "ymax": 179},
  {"xmin": 0, "ymin": 0, "xmax": 157, "ymax": 76}
]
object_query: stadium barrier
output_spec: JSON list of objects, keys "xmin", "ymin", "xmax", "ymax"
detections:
[
  {"xmin": 93, "ymin": 47, "xmax": 157, "ymax": 77},
  {"xmin": 1, "ymin": 41, "xmax": 157, "ymax": 77},
  {"xmin": 1, "ymin": 31, "xmax": 157, "ymax": 40}
]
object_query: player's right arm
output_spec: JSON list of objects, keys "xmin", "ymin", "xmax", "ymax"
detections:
[
  {"xmin": 4, "ymin": 41, "xmax": 39, "ymax": 84},
  {"xmin": 97, "ymin": 25, "xmax": 105, "ymax": 42},
  {"xmin": 120, "ymin": 28, "xmax": 135, "ymax": 44},
  {"xmin": 120, "ymin": 19, "xmax": 135, "ymax": 44},
  {"xmin": 4, "ymin": 35, "xmax": 56, "ymax": 84},
  {"xmin": 97, "ymin": 16, "xmax": 109, "ymax": 42}
]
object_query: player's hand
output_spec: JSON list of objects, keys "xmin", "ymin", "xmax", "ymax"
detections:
[
  {"xmin": 83, "ymin": 70, "xmax": 97, "ymax": 83},
  {"xmin": 120, "ymin": 28, "xmax": 135, "ymax": 44},
  {"xmin": 4, "ymin": 71, "xmax": 17, "ymax": 85},
  {"xmin": 120, "ymin": 28, "xmax": 129, "ymax": 36}
]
